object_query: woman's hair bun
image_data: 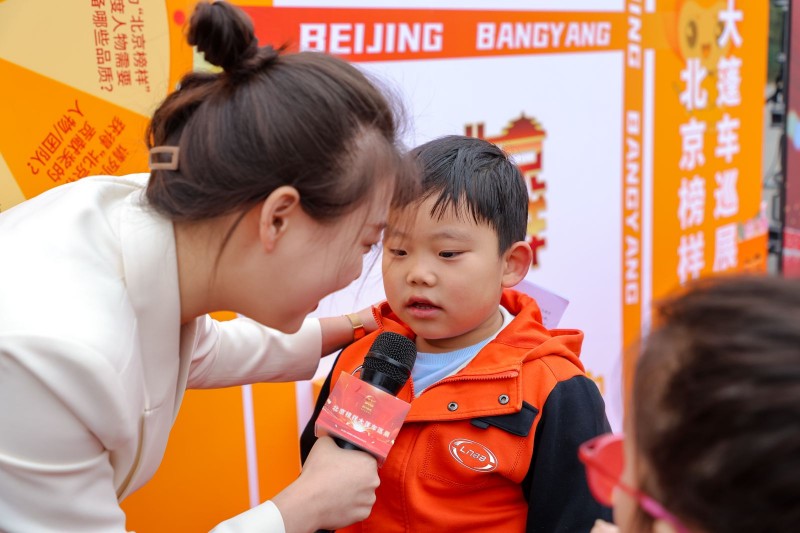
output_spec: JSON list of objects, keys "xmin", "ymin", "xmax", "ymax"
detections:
[{"xmin": 187, "ymin": 1, "xmax": 260, "ymax": 72}]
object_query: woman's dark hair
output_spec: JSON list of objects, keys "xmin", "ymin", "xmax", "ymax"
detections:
[
  {"xmin": 408, "ymin": 135, "xmax": 527, "ymax": 254},
  {"xmin": 633, "ymin": 275, "xmax": 800, "ymax": 533},
  {"xmin": 145, "ymin": 1, "xmax": 416, "ymax": 230}
]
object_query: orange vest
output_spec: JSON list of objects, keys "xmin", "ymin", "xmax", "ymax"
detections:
[{"xmin": 320, "ymin": 289, "xmax": 586, "ymax": 532}]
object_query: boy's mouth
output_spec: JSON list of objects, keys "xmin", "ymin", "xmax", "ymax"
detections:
[{"xmin": 407, "ymin": 297, "xmax": 441, "ymax": 310}]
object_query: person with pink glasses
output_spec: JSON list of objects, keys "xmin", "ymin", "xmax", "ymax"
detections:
[{"xmin": 579, "ymin": 275, "xmax": 800, "ymax": 533}]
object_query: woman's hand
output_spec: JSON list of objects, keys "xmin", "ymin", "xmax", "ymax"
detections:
[{"xmin": 272, "ymin": 436, "xmax": 380, "ymax": 533}]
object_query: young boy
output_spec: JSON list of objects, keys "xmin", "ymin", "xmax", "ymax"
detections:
[{"xmin": 302, "ymin": 135, "xmax": 611, "ymax": 532}]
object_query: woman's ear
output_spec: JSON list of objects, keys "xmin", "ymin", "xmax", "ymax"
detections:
[
  {"xmin": 501, "ymin": 241, "xmax": 533, "ymax": 288},
  {"xmin": 258, "ymin": 186, "xmax": 301, "ymax": 252}
]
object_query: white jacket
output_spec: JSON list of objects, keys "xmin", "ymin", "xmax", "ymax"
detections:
[{"xmin": 0, "ymin": 174, "xmax": 321, "ymax": 532}]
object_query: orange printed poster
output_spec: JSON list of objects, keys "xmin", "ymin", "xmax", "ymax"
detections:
[
  {"xmin": 649, "ymin": 0, "xmax": 769, "ymax": 296},
  {"xmin": 0, "ymin": 1, "xmax": 769, "ymax": 532},
  {"xmin": 0, "ymin": 0, "xmax": 194, "ymax": 208},
  {"xmin": 621, "ymin": 0, "xmax": 768, "ymax": 390}
]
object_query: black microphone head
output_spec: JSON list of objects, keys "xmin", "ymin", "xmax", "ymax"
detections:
[{"xmin": 362, "ymin": 332, "xmax": 417, "ymax": 388}]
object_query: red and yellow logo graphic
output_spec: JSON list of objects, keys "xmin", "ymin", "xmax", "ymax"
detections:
[{"xmin": 466, "ymin": 115, "xmax": 547, "ymax": 268}]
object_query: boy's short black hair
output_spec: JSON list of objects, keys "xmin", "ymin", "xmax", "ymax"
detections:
[{"xmin": 409, "ymin": 135, "xmax": 528, "ymax": 253}]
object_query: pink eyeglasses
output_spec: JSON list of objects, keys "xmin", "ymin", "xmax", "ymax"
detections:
[{"xmin": 578, "ymin": 434, "xmax": 690, "ymax": 533}]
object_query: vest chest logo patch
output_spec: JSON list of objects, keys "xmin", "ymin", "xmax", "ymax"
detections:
[{"xmin": 449, "ymin": 439, "xmax": 498, "ymax": 472}]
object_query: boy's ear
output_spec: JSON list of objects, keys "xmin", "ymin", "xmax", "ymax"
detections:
[
  {"xmin": 258, "ymin": 186, "xmax": 301, "ymax": 252},
  {"xmin": 501, "ymin": 241, "xmax": 533, "ymax": 288}
]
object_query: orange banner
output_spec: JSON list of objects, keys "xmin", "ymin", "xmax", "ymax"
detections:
[
  {"xmin": 622, "ymin": 0, "xmax": 769, "ymax": 395},
  {"xmin": 620, "ymin": 6, "xmax": 648, "ymax": 393},
  {"xmin": 650, "ymin": 0, "xmax": 768, "ymax": 297},
  {"xmin": 245, "ymin": 7, "xmax": 627, "ymax": 62}
]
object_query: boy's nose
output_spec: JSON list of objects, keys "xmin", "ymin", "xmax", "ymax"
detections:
[{"xmin": 406, "ymin": 260, "xmax": 436, "ymax": 286}]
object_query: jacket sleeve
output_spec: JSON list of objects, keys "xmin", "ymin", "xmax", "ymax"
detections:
[
  {"xmin": 524, "ymin": 375, "xmax": 612, "ymax": 533},
  {"xmin": 299, "ymin": 351, "xmax": 341, "ymax": 464},
  {"xmin": 210, "ymin": 500, "xmax": 286, "ymax": 533},
  {"xmin": 187, "ymin": 315, "xmax": 323, "ymax": 388}
]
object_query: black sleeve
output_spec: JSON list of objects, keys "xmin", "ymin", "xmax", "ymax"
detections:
[
  {"xmin": 523, "ymin": 375, "xmax": 613, "ymax": 533},
  {"xmin": 300, "ymin": 355, "xmax": 346, "ymax": 533},
  {"xmin": 299, "ymin": 352, "xmax": 342, "ymax": 464}
]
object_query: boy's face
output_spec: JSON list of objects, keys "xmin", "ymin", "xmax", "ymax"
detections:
[{"xmin": 382, "ymin": 196, "xmax": 510, "ymax": 353}]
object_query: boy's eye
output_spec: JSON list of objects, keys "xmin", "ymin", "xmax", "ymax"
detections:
[
  {"xmin": 439, "ymin": 251, "xmax": 462, "ymax": 258},
  {"xmin": 389, "ymin": 249, "xmax": 407, "ymax": 257}
]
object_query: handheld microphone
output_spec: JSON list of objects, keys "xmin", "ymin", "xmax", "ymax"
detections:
[
  {"xmin": 314, "ymin": 332, "xmax": 416, "ymax": 533},
  {"xmin": 332, "ymin": 331, "xmax": 417, "ymax": 453}
]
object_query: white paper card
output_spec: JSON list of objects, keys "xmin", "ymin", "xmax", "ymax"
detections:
[{"xmin": 513, "ymin": 278, "xmax": 570, "ymax": 329}]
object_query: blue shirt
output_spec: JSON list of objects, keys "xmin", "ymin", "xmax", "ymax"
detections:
[{"xmin": 412, "ymin": 307, "xmax": 512, "ymax": 397}]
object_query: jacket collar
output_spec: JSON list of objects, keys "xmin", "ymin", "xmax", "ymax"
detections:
[
  {"xmin": 375, "ymin": 289, "xmax": 583, "ymax": 372},
  {"xmin": 118, "ymin": 186, "xmax": 183, "ymax": 412},
  {"xmin": 371, "ymin": 289, "xmax": 585, "ymax": 420}
]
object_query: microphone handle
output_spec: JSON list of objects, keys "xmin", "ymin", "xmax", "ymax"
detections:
[
  {"xmin": 333, "ymin": 436, "xmax": 363, "ymax": 451},
  {"xmin": 325, "ymin": 429, "xmax": 370, "ymax": 531},
  {"xmin": 321, "ymin": 362, "xmax": 411, "ymax": 532}
]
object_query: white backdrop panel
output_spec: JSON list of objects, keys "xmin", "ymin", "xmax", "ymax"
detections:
[{"xmin": 308, "ymin": 51, "xmax": 625, "ymax": 430}]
